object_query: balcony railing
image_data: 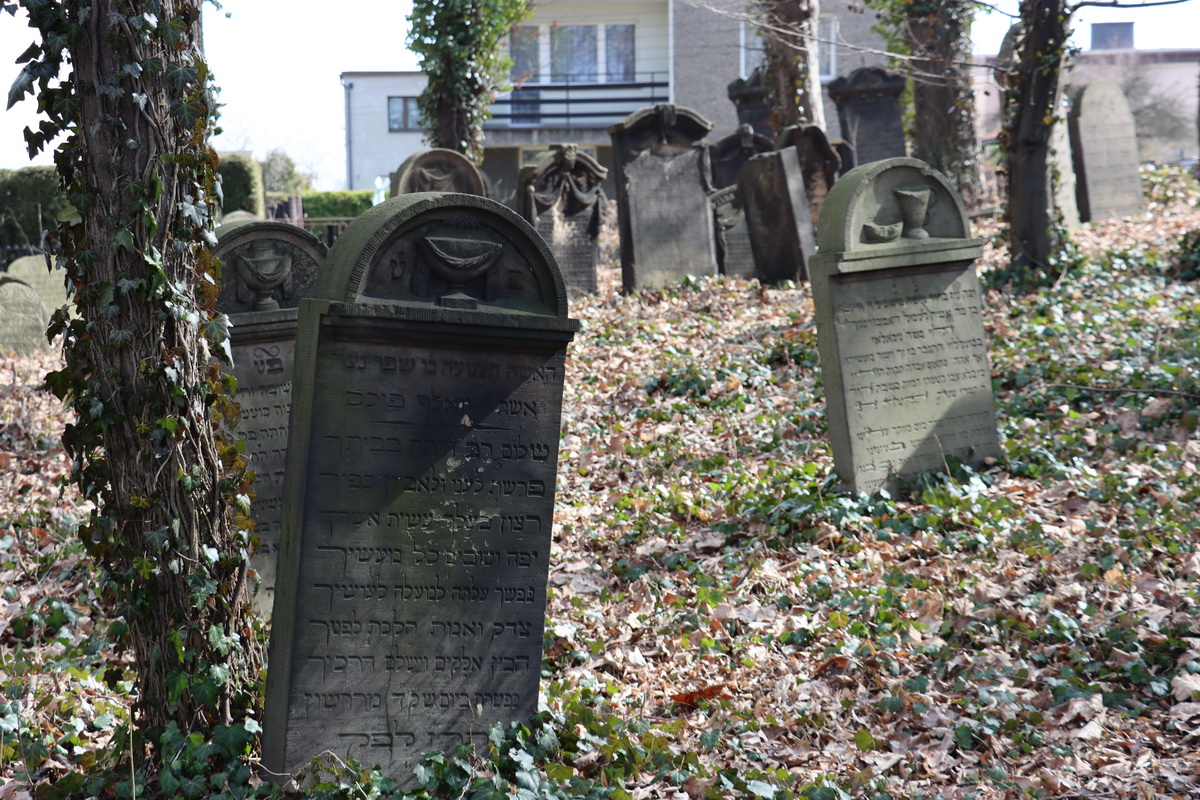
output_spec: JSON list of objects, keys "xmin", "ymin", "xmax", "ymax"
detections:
[{"xmin": 487, "ymin": 72, "xmax": 670, "ymax": 129}]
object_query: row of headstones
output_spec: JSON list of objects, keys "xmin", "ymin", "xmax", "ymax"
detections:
[{"xmin": 210, "ymin": 157, "xmax": 1001, "ymax": 785}]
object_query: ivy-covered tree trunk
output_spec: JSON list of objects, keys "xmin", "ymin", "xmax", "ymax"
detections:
[
  {"xmin": 907, "ymin": 0, "xmax": 983, "ymax": 209},
  {"xmin": 758, "ymin": 0, "xmax": 827, "ymax": 130},
  {"xmin": 1001, "ymin": 0, "xmax": 1071, "ymax": 284},
  {"xmin": 10, "ymin": 0, "xmax": 263, "ymax": 779}
]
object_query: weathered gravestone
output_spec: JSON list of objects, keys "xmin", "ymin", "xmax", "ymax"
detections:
[
  {"xmin": 827, "ymin": 68, "xmax": 907, "ymax": 168},
  {"xmin": 608, "ymin": 104, "xmax": 718, "ymax": 291},
  {"xmin": 517, "ymin": 144, "xmax": 608, "ymax": 295},
  {"xmin": 213, "ymin": 220, "xmax": 328, "ymax": 615},
  {"xmin": 776, "ymin": 124, "xmax": 841, "ymax": 230},
  {"xmin": 5, "ymin": 255, "xmax": 73, "ymax": 319},
  {"xmin": 810, "ymin": 157, "xmax": 999, "ymax": 495},
  {"xmin": 1069, "ymin": 80, "xmax": 1144, "ymax": 222},
  {"xmin": 709, "ymin": 124, "xmax": 774, "ymax": 190},
  {"xmin": 710, "ymin": 185, "xmax": 756, "ymax": 278},
  {"xmin": 262, "ymin": 193, "xmax": 578, "ymax": 784},
  {"xmin": 389, "ymin": 149, "xmax": 487, "ymax": 198},
  {"xmin": 739, "ymin": 148, "xmax": 817, "ymax": 283},
  {"xmin": 727, "ymin": 66, "xmax": 773, "ymax": 138},
  {"xmin": 0, "ymin": 277, "xmax": 49, "ymax": 355}
]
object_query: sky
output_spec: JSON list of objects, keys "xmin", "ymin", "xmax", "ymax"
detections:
[{"xmin": 1, "ymin": 0, "xmax": 1197, "ymax": 190}]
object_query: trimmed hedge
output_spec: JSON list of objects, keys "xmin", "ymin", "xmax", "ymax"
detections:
[
  {"xmin": 217, "ymin": 153, "xmax": 265, "ymax": 217},
  {"xmin": 300, "ymin": 190, "xmax": 374, "ymax": 219},
  {"xmin": 0, "ymin": 166, "xmax": 63, "ymax": 248}
]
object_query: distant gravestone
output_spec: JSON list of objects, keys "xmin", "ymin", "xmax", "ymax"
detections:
[
  {"xmin": 709, "ymin": 124, "xmax": 774, "ymax": 190},
  {"xmin": 263, "ymin": 193, "xmax": 578, "ymax": 784},
  {"xmin": 776, "ymin": 124, "xmax": 842, "ymax": 230},
  {"xmin": 710, "ymin": 185, "xmax": 756, "ymax": 278},
  {"xmin": 608, "ymin": 104, "xmax": 718, "ymax": 291},
  {"xmin": 5, "ymin": 255, "xmax": 72, "ymax": 319},
  {"xmin": 727, "ymin": 66, "xmax": 773, "ymax": 138},
  {"xmin": 810, "ymin": 158, "xmax": 999, "ymax": 495},
  {"xmin": 0, "ymin": 277, "xmax": 49, "ymax": 355},
  {"xmin": 1069, "ymin": 80, "xmax": 1144, "ymax": 222},
  {"xmin": 389, "ymin": 149, "xmax": 487, "ymax": 198},
  {"xmin": 517, "ymin": 144, "xmax": 608, "ymax": 295},
  {"xmin": 739, "ymin": 149, "xmax": 817, "ymax": 283},
  {"xmin": 827, "ymin": 68, "xmax": 907, "ymax": 168},
  {"xmin": 214, "ymin": 220, "xmax": 328, "ymax": 615}
]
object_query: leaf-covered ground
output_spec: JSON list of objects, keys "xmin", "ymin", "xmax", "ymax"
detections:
[{"xmin": 4, "ymin": 168, "xmax": 1200, "ymax": 799}]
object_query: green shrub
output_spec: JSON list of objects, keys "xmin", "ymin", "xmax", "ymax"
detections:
[
  {"xmin": 0, "ymin": 166, "xmax": 63, "ymax": 248},
  {"xmin": 217, "ymin": 153, "xmax": 265, "ymax": 217},
  {"xmin": 1175, "ymin": 229, "xmax": 1200, "ymax": 281},
  {"xmin": 301, "ymin": 189, "xmax": 374, "ymax": 219}
]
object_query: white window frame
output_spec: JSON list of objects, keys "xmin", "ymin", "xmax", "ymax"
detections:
[
  {"xmin": 740, "ymin": 16, "xmax": 838, "ymax": 83},
  {"xmin": 510, "ymin": 22, "xmax": 637, "ymax": 86}
]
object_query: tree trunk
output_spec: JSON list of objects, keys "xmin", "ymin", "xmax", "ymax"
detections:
[
  {"xmin": 30, "ymin": 0, "xmax": 262, "ymax": 761},
  {"xmin": 908, "ymin": 0, "xmax": 984, "ymax": 209},
  {"xmin": 760, "ymin": 0, "xmax": 827, "ymax": 130},
  {"xmin": 1003, "ymin": 0, "xmax": 1071, "ymax": 283}
]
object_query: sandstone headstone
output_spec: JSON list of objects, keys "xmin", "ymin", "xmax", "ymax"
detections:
[
  {"xmin": 608, "ymin": 104, "xmax": 718, "ymax": 291},
  {"xmin": 0, "ymin": 277, "xmax": 49, "ymax": 355},
  {"xmin": 776, "ymin": 124, "xmax": 842, "ymax": 230},
  {"xmin": 221, "ymin": 209, "xmax": 262, "ymax": 225},
  {"xmin": 389, "ymin": 149, "xmax": 487, "ymax": 198},
  {"xmin": 710, "ymin": 185, "xmax": 756, "ymax": 278},
  {"xmin": 709, "ymin": 124, "xmax": 774, "ymax": 190},
  {"xmin": 262, "ymin": 193, "xmax": 578, "ymax": 784},
  {"xmin": 827, "ymin": 68, "xmax": 907, "ymax": 168},
  {"xmin": 518, "ymin": 144, "xmax": 608, "ymax": 296},
  {"xmin": 214, "ymin": 220, "xmax": 328, "ymax": 615},
  {"xmin": 739, "ymin": 149, "xmax": 817, "ymax": 283},
  {"xmin": 1069, "ymin": 80, "xmax": 1144, "ymax": 222},
  {"xmin": 4, "ymin": 254, "xmax": 72, "ymax": 319},
  {"xmin": 810, "ymin": 158, "xmax": 999, "ymax": 495}
]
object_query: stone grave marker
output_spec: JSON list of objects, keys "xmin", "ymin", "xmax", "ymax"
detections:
[
  {"xmin": 776, "ymin": 124, "xmax": 841, "ymax": 230},
  {"xmin": 739, "ymin": 148, "xmax": 817, "ymax": 283},
  {"xmin": 710, "ymin": 185, "xmax": 756, "ymax": 278},
  {"xmin": 709, "ymin": 124, "xmax": 774, "ymax": 190},
  {"xmin": 1069, "ymin": 80, "xmax": 1144, "ymax": 222},
  {"xmin": 608, "ymin": 104, "xmax": 718, "ymax": 291},
  {"xmin": 810, "ymin": 157, "xmax": 999, "ymax": 495},
  {"xmin": 262, "ymin": 193, "xmax": 578, "ymax": 784},
  {"xmin": 0, "ymin": 277, "xmax": 49, "ymax": 355},
  {"xmin": 213, "ymin": 220, "xmax": 328, "ymax": 615},
  {"xmin": 727, "ymin": 66, "xmax": 773, "ymax": 138},
  {"xmin": 827, "ymin": 68, "xmax": 907, "ymax": 168},
  {"xmin": 389, "ymin": 149, "xmax": 487, "ymax": 198},
  {"xmin": 5, "ymin": 254, "xmax": 73, "ymax": 319},
  {"xmin": 517, "ymin": 144, "xmax": 608, "ymax": 295}
]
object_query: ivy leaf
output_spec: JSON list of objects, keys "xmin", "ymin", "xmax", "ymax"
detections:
[
  {"xmin": 114, "ymin": 228, "xmax": 136, "ymax": 252},
  {"xmin": 853, "ymin": 728, "xmax": 876, "ymax": 752},
  {"xmin": 746, "ymin": 780, "xmax": 776, "ymax": 798},
  {"xmin": 56, "ymin": 201, "xmax": 83, "ymax": 225},
  {"xmin": 7, "ymin": 64, "xmax": 33, "ymax": 110}
]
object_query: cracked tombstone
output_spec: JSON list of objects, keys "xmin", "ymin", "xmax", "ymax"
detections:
[
  {"xmin": 262, "ymin": 193, "xmax": 578, "ymax": 786},
  {"xmin": 1069, "ymin": 80, "xmax": 1144, "ymax": 222},
  {"xmin": 517, "ymin": 144, "xmax": 608, "ymax": 295},
  {"xmin": 739, "ymin": 148, "xmax": 817, "ymax": 283},
  {"xmin": 213, "ymin": 220, "xmax": 328, "ymax": 616},
  {"xmin": 810, "ymin": 157, "xmax": 999, "ymax": 495},
  {"xmin": 0, "ymin": 276, "xmax": 49, "ymax": 355},
  {"xmin": 389, "ymin": 149, "xmax": 487, "ymax": 198},
  {"xmin": 608, "ymin": 104, "xmax": 717, "ymax": 291}
]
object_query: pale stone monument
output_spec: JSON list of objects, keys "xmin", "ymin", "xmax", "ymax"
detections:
[
  {"xmin": 262, "ymin": 193, "xmax": 578, "ymax": 784},
  {"xmin": 740, "ymin": 149, "xmax": 817, "ymax": 283},
  {"xmin": 810, "ymin": 157, "xmax": 999, "ymax": 495},
  {"xmin": 608, "ymin": 104, "xmax": 718, "ymax": 291},
  {"xmin": 213, "ymin": 220, "xmax": 328, "ymax": 615},
  {"xmin": 4, "ymin": 254, "xmax": 72, "ymax": 319},
  {"xmin": 1069, "ymin": 80, "xmax": 1144, "ymax": 222},
  {"xmin": 389, "ymin": 149, "xmax": 487, "ymax": 198},
  {"xmin": 0, "ymin": 277, "xmax": 49, "ymax": 355}
]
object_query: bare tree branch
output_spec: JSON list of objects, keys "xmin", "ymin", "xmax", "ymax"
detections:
[{"xmin": 1072, "ymin": 0, "xmax": 1191, "ymax": 8}]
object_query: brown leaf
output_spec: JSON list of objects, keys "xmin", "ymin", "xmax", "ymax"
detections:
[{"xmin": 670, "ymin": 683, "xmax": 731, "ymax": 709}]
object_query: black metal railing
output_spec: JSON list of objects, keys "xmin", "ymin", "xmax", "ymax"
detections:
[{"xmin": 487, "ymin": 72, "xmax": 670, "ymax": 128}]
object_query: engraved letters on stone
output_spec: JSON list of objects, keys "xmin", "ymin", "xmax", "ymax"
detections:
[
  {"xmin": 262, "ymin": 193, "xmax": 578, "ymax": 785},
  {"xmin": 810, "ymin": 158, "xmax": 999, "ymax": 495}
]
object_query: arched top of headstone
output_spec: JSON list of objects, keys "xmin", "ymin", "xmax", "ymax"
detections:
[
  {"xmin": 816, "ymin": 157, "xmax": 970, "ymax": 255},
  {"xmin": 213, "ymin": 220, "xmax": 328, "ymax": 314},
  {"xmin": 607, "ymin": 103, "xmax": 713, "ymax": 150},
  {"xmin": 389, "ymin": 149, "xmax": 487, "ymax": 198},
  {"xmin": 520, "ymin": 144, "xmax": 608, "ymax": 220},
  {"xmin": 220, "ymin": 209, "xmax": 263, "ymax": 225},
  {"xmin": 0, "ymin": 276, "xmax": 49, "ymax": 355},
  {"xmin": 316, "ymin": 192, "xmax": 570, "ymax": 318},
  {"xmin": 5, "ymin": 254, "xmax": 72, "ymax": 313},
  {"xmin": 1070, "ymin": 79, "xmax": 1134, "ymax": 126},
  {"xmin": 827, "ymin": 67, "xmax": 906, "ymax": 102},
  {"xmin": 776, "ymin": 124, "xmax": 840, "ymax": 168},
  {"xmin": 714, "ymin": 124, "xmax": 773, "ymax": 159}
]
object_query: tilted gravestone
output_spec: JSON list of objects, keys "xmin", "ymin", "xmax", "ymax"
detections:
[
  {"xmin": 776, "ymin": 124, "xmax": 841, "ymax": 230},
  {"xmin": 709, "ymin": 124, "xmax": 774, "ymax": 190},
  {"xmin": 810, "ymin": 157, "xmax": 999, "ymax": 495},
  {"xmin": 5, "ymin": 255, "xmax": 73, "ymax": 320},
  {"xmin": 710, "ymin": 185, "xmax": 756, "ymax": 278},
  {"xmin": 389, "ymin": 149, "xmax": 487, "ymax": 198},
  {"xmin": 827, "ymin": 68, "xmax": 907, "ymax": 168},
  {"xmin": 0, "ymin": 277, "xmax": 49, "ymax": 355},
  {"xmin": 608, "ymin": 104, "xmax": 718, "ymax": 291},
  {"xmin": 739, "ymin": 148, "xmax": 817, "ymax": 283},
  {"xmin": 1069, "ymin": 80, "xmax": 1144, "ymax": 222},
  {"xmin": 517, "ymin": 144, "xmax": 608, "ymax": 296},
  {"xmin": 262, "ymin": 193, "xmax": 578, "ymax": 784},
  {"xmin": 213, "ymin": 220, "xmax": 328, "ymax": 615}
]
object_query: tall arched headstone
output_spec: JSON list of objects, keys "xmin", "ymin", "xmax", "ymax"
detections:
[
  {"xmin": 213, "ymin": 220, "xmax": 328, "ymax": 615},
  {"xmin": 389, "ymin": 149, "xmax": 487, "ymax": 198},
  {"xmin": 608, "ymin": 104, "xmax": 717, "ymax": 291},
  {"xmin": 262, "ymin": 193, "xmax": 578, "ymax": 785},
  {"xmin": 0, "ymin": 277, "xmax": 49, "ymax": 355},
  {"xmin": 811, "ymin": 158, "xmax": 999, "ymax": 495},
  {"xmin": 1069, "ymin": 80, "xmax": 1144, "ymax": 222}
]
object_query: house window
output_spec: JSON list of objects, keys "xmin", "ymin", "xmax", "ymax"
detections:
[
  {"xmin": 510, "ymin": 23, "xmax": 635, "ymax": 84},
  {"xmin": 387, "ymin": 96, "xmax": 422, "ymax": 131},
  {"xmin": 511, "ymin": 25, "xmax": 541, "ymax": 83},
  {"xmin": 740, "ymin": 15, "xmax": 838, "ymax": 82}
]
